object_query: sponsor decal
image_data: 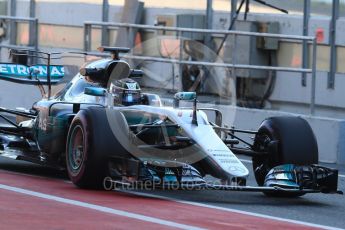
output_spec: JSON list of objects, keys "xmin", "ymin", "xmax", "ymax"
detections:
[{"xmin": 0, "ymin": 64, "xmax": 64, "ymax": 79}]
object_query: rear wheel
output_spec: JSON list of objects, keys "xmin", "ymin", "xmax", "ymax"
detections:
[
  {"xmin": 253, "ymin": 116, "xmax": 318, "ymax": 197},
  {"xmin": 66, "ymin": 109, "xmax": 108, "ymax": 189}
]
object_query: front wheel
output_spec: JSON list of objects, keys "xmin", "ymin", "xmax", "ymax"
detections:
[{"xmin": 253, "ymin": 116, "xmax": 318, "ymax": 197}]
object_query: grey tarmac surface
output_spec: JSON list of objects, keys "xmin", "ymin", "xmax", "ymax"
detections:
[
  {"xmin": 126, "ymin": 157, "xmax": 345, "ymax": 229},
  {"xmin": 0, "ymin": 156, "xmax": 344, "ymax": 229}
]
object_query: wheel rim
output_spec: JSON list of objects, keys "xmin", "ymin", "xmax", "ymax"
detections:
[
  {"xmin": 68, "ymin": 125, "xmax": 85, "ymax": 173},
  {"xmin": 254, "ymin": 133, "xmax": 272, "ymax": 152}
]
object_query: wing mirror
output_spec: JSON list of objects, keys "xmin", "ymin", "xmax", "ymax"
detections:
[
  {"xmin": 173, "ymin": 92, "xmax": 198, "ymax": 126},
  {"xmin": 174, "ymin": 92, "xmax": 196, "ymax": 101},
  {"xmin": 84, "ymin": 87, "xmax": 106, "ymax": 97},
  {"xmin": 173, "ymin": 92, "xmax": 196, "ymax": 108}
]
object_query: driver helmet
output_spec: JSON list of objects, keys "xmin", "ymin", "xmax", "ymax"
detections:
[{"xmin": 110, "ymin": 78, "xmax": 141, "ymax": 106}]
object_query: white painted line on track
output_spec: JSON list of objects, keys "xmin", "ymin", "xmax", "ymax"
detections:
[
  {"xmin": 0, "ymin": 162, "xmax": 343, "ymax": 228},
  {"xmin": 0, "ymin": 183, "xmax": 205, "ymax": 230},
  {"xmin": 122, "ymin": 190, "xmax": 344, "ymax": 230}
]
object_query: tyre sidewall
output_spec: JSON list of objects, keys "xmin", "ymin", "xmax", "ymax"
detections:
[{"xmin": 66, "ymin": 109, "xmax": 107, "ymax": 188}]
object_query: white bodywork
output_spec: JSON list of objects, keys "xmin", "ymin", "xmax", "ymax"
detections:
[{"xmin": 123, "ymin": 105, "xmax": 249, "ymax": 179}]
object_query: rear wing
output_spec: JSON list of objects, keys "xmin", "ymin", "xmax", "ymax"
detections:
[{"xmin": 0, "ymin": 63, "xmax": 64, "ymax": 85}]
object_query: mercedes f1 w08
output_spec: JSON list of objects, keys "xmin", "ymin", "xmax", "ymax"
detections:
[{"xmin": 0, "ymin": 47, "xmax": 342, "ymax": 197}]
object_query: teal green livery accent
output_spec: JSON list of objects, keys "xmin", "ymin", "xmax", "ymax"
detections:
[
  {"xmin": 84, "ymin": 87, "xmax": 106, "ymax": 97},
  {"xmin": 0, "ymin": 64, "xmax": 64, "ymax": 79},
  {"xmin": 174, "ymin": 92, "xmax": 196, "ymax": 101}
]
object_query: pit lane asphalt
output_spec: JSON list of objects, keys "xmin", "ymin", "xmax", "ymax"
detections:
[{"xmin": 0, "ymin": 156, "xmax": 344, "ymax": 229}]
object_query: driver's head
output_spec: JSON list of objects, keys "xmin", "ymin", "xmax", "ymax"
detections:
[{"xmin": 110, "ymin": 78, "xmax": 141, "ymax": 106}]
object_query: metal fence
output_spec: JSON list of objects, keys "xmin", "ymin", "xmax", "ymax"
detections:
[
  {"xmin": 0, "ymin": 16, "xmax": 317, "ymax": 114},
  {"xmin": 0, "ymin": 16, "xmax": 38, "ymax": 51},
  {"xmin": 84, "ymin": 21, "xmax": 317, "ymax": 115}
]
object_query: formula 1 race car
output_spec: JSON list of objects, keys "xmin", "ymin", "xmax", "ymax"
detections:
[{"xmin": 0, "ymin": 47, "xmax": 342, "ymax": 197}]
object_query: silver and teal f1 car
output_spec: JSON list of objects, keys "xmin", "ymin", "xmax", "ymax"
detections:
[{"xmin": 0, "ymin": 47, "xmax": 342, "ymax": 197}]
